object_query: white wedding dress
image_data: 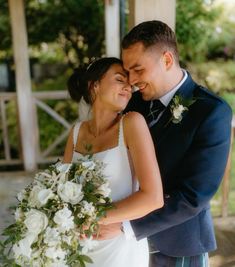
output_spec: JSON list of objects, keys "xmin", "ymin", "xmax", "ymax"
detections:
[{"xmin": 72, "ymin": 118, "xmax": 149, "ymax": 267}]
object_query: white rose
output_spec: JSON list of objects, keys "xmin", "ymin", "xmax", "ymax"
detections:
[
  {"xmin": 53, "ymin": 206, "xmax": 74, "ymax": 233},
  {"xmin": 45, "ymin": 246, "xmax": 67, "ymax": 260},
  {"xmin": 44, "ymin": 227, "xmax": 61, "ymax": 246},
  {"xmin": 173, "ymin": 104, "xmax": 186, "ymax": 120},
  {"xmin": 57, "ymin": 181, "xmax": 83, "ymax": 205},
  {"xmin": 24, "ymin": 209, "xmax": 48, "ymax": 235},
  {"xmin": 81, "ymin": 201, "xmax": 96, "ymax": 217},
  {"xmin": 38, "ymin": 188, "xmax": 55, "ymax": 206},
  {"xmin": 12, "ymin": 233, "xmax": 36, "ymax": 259},
  {"xmin": 28, "ymin": 185, "xmax": 44, "ymax": 208},
  {"xmin": 97, "ymin": 182, "xmax": 111, "ymax": 197},
  {"xmin": 81, "ymin": 160, "xmax": 96, "ymax": 170}
]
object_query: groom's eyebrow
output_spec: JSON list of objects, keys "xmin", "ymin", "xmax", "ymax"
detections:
[{"xmin": 129, "ymin": 63, "xmax": 141, "ymax": 70}]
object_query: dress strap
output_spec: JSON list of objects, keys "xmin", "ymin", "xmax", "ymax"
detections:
[
  {"xmin": 118, "ymin": 116, "xmax": 126, "ymax": 147},
  {"xmin": 73, "ymin": 121, "xmax": 82, "ymax": 150}
]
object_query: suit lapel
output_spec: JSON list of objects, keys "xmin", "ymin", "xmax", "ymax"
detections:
[{"xmin": 151, "ymin": 73, "xmax": 197, "ymax": 144}]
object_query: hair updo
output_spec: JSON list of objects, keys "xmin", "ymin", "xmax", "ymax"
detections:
[{"xmin": 67, "ymin": 57, "xmax": 123, "ymax": 104}]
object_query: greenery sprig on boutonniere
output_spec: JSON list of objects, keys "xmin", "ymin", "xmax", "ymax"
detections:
[{"xmin": 168, "ymin": 94, "xmax": 196, "ymax": 124}]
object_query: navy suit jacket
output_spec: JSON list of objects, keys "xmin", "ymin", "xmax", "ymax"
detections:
[{"xmin": 125, "ymin": 73, "xmax": 232, "ymax": 257}]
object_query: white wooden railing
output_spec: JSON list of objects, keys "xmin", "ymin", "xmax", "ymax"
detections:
[
  {"xmin": 0, "ymin": 91, "xmax": 73, "ymax": 166},
  {"xmin": 0, "ymin": 91, "xmax": 234, "ymax": 217}
]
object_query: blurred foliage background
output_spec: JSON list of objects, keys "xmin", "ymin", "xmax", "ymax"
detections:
[{"xmin": 0, "ymin": 1, "xmax": 235, "ymax": 213}]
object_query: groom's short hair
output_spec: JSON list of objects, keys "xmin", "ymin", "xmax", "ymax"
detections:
[{"xmin": 122, "ymin": 20, "xmax": 179, "ymax": 63}]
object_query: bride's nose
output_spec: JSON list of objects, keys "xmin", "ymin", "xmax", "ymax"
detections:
[{"xmin": 122, "ymin": 84, "xmax": 132, "ymax": 93}]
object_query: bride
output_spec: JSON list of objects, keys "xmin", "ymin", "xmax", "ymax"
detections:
[{"xmin": 64, "ymin": 57, "xmax": 163, "ymax": 267}]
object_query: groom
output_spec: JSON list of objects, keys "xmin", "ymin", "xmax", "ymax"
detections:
[{"xmin": 98, "ymin": 20, "xmax": 232, "ymax": 266}]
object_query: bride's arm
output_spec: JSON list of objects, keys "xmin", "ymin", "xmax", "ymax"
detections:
[{"xmin": 100, "ymin": 112, "xmax": 164, "ymax": 225}]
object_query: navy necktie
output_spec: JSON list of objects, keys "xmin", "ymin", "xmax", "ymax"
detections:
[{"xmin": 146, "ymin": 100, "xmax": 165, "ymax": 125}]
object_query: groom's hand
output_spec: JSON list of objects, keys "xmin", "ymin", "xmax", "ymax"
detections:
[{"xmin": 94, "ymin": 223, "xmax": 122, "ymax": 240}]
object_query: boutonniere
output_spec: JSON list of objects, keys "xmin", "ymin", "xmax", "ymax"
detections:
[{"xmin": 169, "ymin": 95, "xmax": 196, "ymax": 124}]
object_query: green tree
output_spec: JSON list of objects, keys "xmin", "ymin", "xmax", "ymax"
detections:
[
  {"xmin": 176, "ymin": 0, "xmax": 220, "ymax": 63},
  {"xmin": 206, "ymin": 3, "xmax": 235, "ymax": 59},
  {"xmin": 0, "ymin": 0, "xmax": 105, "ymax": 66}
]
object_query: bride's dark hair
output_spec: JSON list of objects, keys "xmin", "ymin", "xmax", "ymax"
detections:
[{"xmin": 67, "ymin": 57, "xmax": 123, "ymax": 104}]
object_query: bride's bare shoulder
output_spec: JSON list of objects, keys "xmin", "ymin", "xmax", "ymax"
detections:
[{"xmin": 123, "ymin": 111, "xmax": 146, "ymax": 126}]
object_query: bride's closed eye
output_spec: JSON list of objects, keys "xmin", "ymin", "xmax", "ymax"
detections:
[{"xmin": 115, "ymin": 75, "xmax": 127, "ymax": 83}]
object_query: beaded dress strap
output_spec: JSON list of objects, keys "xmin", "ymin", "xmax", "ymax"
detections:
[
  {"xmin": 118, "ymin": 116, "xmax": 126, "ymax": 147},
  {"xmin": 73, "ymin": 121, "xmax": 82, "ymax": 150}
]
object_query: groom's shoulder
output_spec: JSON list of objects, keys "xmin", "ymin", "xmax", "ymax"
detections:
[{"xmin": 124, "ymin": 90, "xmax": 148, "ymax": 114}]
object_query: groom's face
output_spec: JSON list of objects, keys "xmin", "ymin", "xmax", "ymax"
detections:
[{"xmin": 122, "ymin": 42, "xmax": 168, "ymax": 101}]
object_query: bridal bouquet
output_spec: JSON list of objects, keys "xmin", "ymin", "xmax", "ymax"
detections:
[{"xmin": 0, "ymin": 157, "xmax": 112, "ymax": 267}]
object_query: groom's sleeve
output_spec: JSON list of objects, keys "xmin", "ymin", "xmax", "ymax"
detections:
[{"xmin": 130, "ymin": 99, "xmax": 233, "ymax": 240}]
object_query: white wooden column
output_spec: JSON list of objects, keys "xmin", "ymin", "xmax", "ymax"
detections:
[
  {"xmin": 105, "ymin": 0, "xmax": 120, "ymax": 57},
  {"xmin": 8, "ymin": 0, "xmax": 37, "ymax": 171},
  {"xmin": 129, "ymin": 0, "xmax": 176, "ymax": 31}
]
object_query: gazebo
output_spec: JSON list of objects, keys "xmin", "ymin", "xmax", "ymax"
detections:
[{"xmin": 6, "ymin": 0, "xmax": 176, "ymax": 171}]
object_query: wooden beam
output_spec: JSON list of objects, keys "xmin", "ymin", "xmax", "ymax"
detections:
[
  {"xmin": 128, "ymin": 0, "xmax": 176, "ymax": 31},
  {"xmin": 8, "ymin": 0, "xmax": 37, "ymax": 171},
  {"xmin": 105, "ymin": 0, "xmax": 120, "ymax": 57}
]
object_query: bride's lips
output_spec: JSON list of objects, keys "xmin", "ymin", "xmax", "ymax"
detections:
[{"xmin": 118, "ymin": 92, "xmax": 131, "ymax": 99}]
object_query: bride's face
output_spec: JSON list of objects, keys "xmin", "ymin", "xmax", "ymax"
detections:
[{"xmin": 94, "ymin": 64, "xmax": 132, "ymax": 111}]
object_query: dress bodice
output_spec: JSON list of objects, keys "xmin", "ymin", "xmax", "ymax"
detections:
[
  {"xmin": 72, "ymin": 117, "xmax": 134, "ymax": 202},
  {"xmin": 71, "ymin": 117, "xmax": 148, "ymax": 267}
]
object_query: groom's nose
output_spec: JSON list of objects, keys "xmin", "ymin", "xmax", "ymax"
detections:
[{"xmin": 128, "ymin": 72, "xmax": 138, "ymax": 86}]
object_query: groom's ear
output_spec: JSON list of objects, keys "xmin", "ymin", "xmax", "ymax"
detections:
[{"xmin": 163, "ymin": 51, "xmax": 174, "ymax": 70}]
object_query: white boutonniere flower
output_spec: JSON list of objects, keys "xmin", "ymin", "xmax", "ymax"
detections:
[{"xmin": 169, "ymin": 95, "xmax": 196, "ymax": 124}]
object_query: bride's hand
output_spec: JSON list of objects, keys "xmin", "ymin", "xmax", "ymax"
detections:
[{"xmin": 93, "ymin": 223, "xmax": 122, "ymax": 240}]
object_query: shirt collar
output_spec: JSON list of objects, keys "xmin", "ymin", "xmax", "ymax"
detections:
[{"xmin": 159, "ymin": 69, "xmax": 188, "ymax": 107}]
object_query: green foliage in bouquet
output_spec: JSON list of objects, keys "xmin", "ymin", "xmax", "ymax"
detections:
[{"xmin": 0, "ymin": 157, "xmax": 113, "ymax": 267}]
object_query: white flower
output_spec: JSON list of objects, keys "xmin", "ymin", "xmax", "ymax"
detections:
[
  {"xmin": 24, "ymin": 209, "xmax": 48, "ymax": 235},
  {"xmin": 38, "ymin": 188, "xmax": 55, "ymax": 206},
  {"xmin": 44, "ymin": 227, "xmax": 61, "ymax": 246},
  {"xmin": 14, "ymin": 208, "xmax": 24, "ymax": 222},
  {"xmin": 80, "ymin": 237, "xmax": 98, "ymax": 254},
  {"xmin": 57, "ymin": 181, "xmax": 84, "ymax": 205},
  {"xmin": 17, "ymin": 189, "xmax": 27, "ymax": 202},
  {"xmin": 81, "ymin": 201, "xmax": 96, "ymax": 217},
  {"xmin": 32, "ymin": 259, "xmax": 42, "ymax": 267},
  {"xmin": 28, "ymin": 185, "xmax": 45, "ymax": 208},
  {"xmin": 45, "ymin": 246, "xmax": 67, "ymax": 260},
  {"xmin": 82, "ymin": 160, "xmax": 96, "ymax": 170},
  {"xmin": 12, "ymin": 233, "xmax": 36, "ymax": 259},
  {"xmin": 172, "ymin": 104, "xmax": 187, "ymax": 120},
  {"xmin": 55, "ymin": 162, "xmax": 72, "ymax": 173},
  {"xmin": 54, "ymin": 206, "xmax": 74, "ymax": 233},
  {"xmin": 45, "ymin": 259, "xmax": 69, "ymax": 267},
  {"xmin": 62, "ymin": 234, "xmax": 73, "ymax": 245},
  {"xmin": 97, "ymin": 182, "xmax": 111, "ymax": 197}
]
